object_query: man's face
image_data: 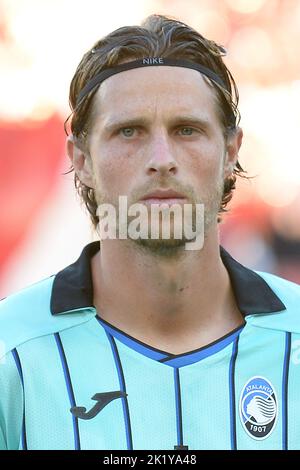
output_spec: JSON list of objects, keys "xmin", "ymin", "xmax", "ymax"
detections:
[{"xmin": 80, "ymin": 66, "xmax": 241, "ymax": 255}]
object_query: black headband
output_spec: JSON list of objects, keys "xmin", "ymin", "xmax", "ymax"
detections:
[{"xmin": 76, "ymin": 57, "xmax": 228, "ymax": 106}]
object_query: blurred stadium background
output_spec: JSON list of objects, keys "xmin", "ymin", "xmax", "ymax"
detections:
[{"xmin": 0, "ymin": 0, "xmax": 299, "ymax": 298}]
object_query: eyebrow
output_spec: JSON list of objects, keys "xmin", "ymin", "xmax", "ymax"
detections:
[{"xmin": 102, "ymin": 115, "xmax": 211, "ymax": 135}]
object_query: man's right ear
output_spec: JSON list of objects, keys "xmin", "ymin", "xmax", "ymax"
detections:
[{"xmin": 66, "ymin": 135, "xmax": 94, "ymax": 188}]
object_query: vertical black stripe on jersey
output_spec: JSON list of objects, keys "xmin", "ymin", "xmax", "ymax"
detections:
[
  {"xmin": 282, "ymin": 331, "xmax": 291, "ymax": 450},
  {"xmin": 11, "ymin": 348, "xmax": 27, "ymax": 450},
  {"xmin": 54, "ymin": 332, "xmax": 81, "ymax": 450},
  {"xmin": 173, "ymin": 367, "xmax": 187, "ymax": 449},
  {"xmin": 229, "ymin": 336, "xmax": 239, "ymax": 450},
  {"xmin": 105, "ymin": 331, "xmax": 133, "ymax": 450}
]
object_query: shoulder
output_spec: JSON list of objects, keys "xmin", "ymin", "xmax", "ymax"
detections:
[
  {"xmin": 256, "ymin": 270, "xmax": 300, "ymax": 306},
  {"xmin": 0, "ymin": 276, "xmax": 94, "ymax": 361},
  {"xmin": 248, "ymin": 270, "xmax": 300, "ymax": 333}
]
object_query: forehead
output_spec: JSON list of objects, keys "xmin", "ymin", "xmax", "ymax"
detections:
[{"xmin": 91, "ymin": 66, "xmax": 220, "ymax": 125}]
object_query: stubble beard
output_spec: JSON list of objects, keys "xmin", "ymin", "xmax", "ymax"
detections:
[{"xmin": 94, "ymin": 176, "xmax": 225, "ymax": 259}]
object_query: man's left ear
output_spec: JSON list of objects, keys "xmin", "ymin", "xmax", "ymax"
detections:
[{"xmin": 224, "ymin": 127, "xmax": 243, "ymax": 177}]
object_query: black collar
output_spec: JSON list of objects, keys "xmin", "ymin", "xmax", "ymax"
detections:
[{"xmin": 50, "ymin": 241, "xmax": 286, "ymax": 316}]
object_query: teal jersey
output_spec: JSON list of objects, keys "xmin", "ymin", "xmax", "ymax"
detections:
[{"xmin": 1, "ymin": 242, "xmax": 300, "ymax": 450}]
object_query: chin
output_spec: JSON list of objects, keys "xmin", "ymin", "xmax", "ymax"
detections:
[{"xmin": 131, "ymin": 236, "xmax": 189, "ymax": 259}]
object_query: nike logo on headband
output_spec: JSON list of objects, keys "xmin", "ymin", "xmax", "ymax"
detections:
[{"xmin": 76, "ymin": 57, "xmax": 228, "ymax": 105}]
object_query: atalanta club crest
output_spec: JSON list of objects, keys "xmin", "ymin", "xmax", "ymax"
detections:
[{"xmin": 239, "ymin": 376, "xmax": 278, "ymax": 440}]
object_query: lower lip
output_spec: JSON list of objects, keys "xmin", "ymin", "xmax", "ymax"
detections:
[{"xmin": 142, "ymin": 198, "xmax": 186, "ymax": 205}]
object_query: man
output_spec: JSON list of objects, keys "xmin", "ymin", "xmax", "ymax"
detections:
[{"xmin": 1, "ymin": 14, "xmax": 300, "ymax": 451}]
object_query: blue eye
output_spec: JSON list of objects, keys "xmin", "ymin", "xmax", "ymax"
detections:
[
  {"xmin": 120, "ymin": 127, "xmax": 135, "ymax": 137},
  {"xmin": 179, "ymin": 127, "xmax": 195, "ymax": 135}
]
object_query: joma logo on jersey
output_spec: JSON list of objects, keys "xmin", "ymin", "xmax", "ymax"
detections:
[{"xmin": 239, "ymin": 376, "xmax": 278, "ymax": 440}]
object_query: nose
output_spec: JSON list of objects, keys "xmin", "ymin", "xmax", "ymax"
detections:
[{"xmin": 145, "ymin": 130, "xmax": 178, "ymax": 176}]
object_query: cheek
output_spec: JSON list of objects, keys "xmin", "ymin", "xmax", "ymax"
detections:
[
  {"xmin": 93, "ymin": 152, "xmax": 134, "ymax": 196},
  {"xmin": 187, "ymin": 143, "xmax": 225, "ymax": 182}
]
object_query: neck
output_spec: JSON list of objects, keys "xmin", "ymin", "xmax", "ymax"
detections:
[{"xmin": 92, "ymin": 227, "xmax": 244, "ymax": 354}]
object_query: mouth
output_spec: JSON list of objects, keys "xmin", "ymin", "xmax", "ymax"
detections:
[{"xmin": 140, "ymin": 189, "xmax": 187, "ymax": 205}]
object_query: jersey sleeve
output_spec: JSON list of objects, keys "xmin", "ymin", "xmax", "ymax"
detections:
[{"xmin": 0, "ymin": 351, "xmax": 24, "ymax": 450}]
